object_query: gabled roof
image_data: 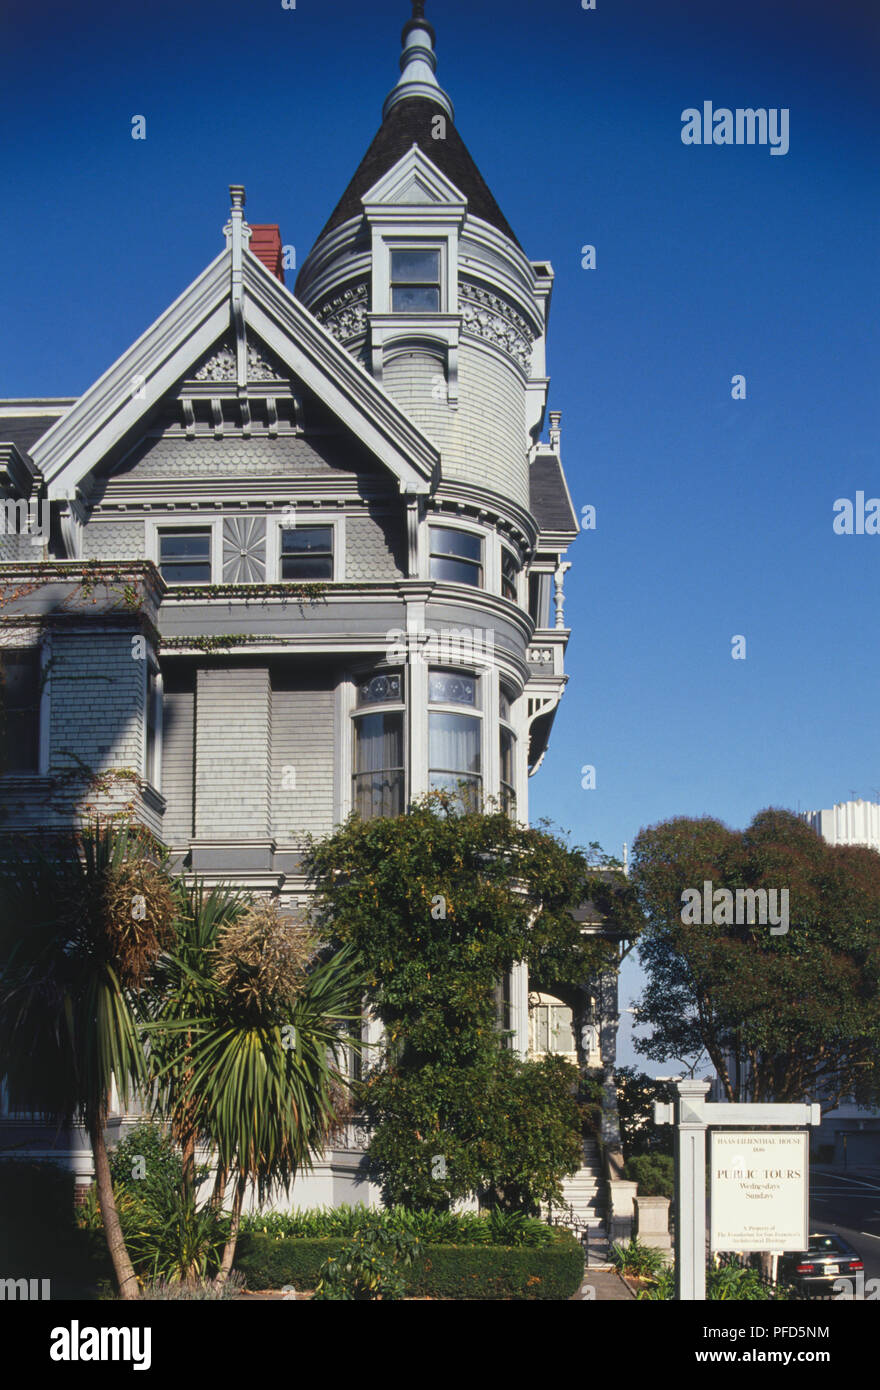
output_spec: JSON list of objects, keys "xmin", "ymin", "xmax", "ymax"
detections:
[
  {"xmin": 31, "ymin": 246, "xmax": 440, "ymax": 502},
  {"xmin": 530, "ymin": 452, "xmax": 579, "ymax": 537},
  {"xmin": 315, "ymin": 97, "xmax": 519, "ymax": 246}
]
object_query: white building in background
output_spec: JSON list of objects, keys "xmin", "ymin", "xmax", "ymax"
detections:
[
  {"xmin": 802, "ymin": 798, "xmax": 880, "ymax": 1165},
  {"xmin": 802, "ymin": 798, "xmax": 880, "ymax": 853}
]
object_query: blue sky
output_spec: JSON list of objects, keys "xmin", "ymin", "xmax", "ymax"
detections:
[{"xmin": 3, "ymin": 0, "xmax": 878, "ymax": 1068}]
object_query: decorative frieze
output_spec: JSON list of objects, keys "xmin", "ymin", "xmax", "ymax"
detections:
[
  {"xmin": 459, "ymin": 282, "xmax": 535, "ymax": 372},
  {"xmin": 193, "ymin": 340, "xmax": 285, "ymax": 383},
  {"xmin": 314, "ymin": 283, "xmax": 369, "ymax": 343}
]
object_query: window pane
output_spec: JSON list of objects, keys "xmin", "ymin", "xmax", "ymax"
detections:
[
  {"xmin": 430, "ymin": 527, "xmax": 482, "ymax": 563},
  {"xmin": 159, "ymin": 531, "xmax": 211, "ymax": 584},
  {"xmin": 428, "ymin": 771, "xmax": 481, "ymax": 813},
  {"xmin": 0, "ymin": 649, "xmax": 40, "ymax": 773},
  {"xmin": 357, "ymin": 673, "xmax": 402, "ymax": 707},
  {"xmin": 354, "ymin": 712, "xmax": 403, "ymax": 774},
  {"xmin": 429, "ymin": 555, "xmax": 481, "ymax": 586},
  {"xmin": 391, "ymin": 249, "xmax": 440, "ymax": 283},
  {"xmin": 160, "ymin": 532, "xmax": 211, "ymax": 561},
  {"xmin": 429, "ymin": 711, "xmax": 480, "ymax": 775},
  {"xmin": 502, "ymin": 549, "xmax": 518, "ymax": 601},
  {"xmin": 500, "ymin": 727, "xmax": 515, "ymax": 784},
  {"xmin": 353, "ymin": 771, "xmax": 404, "ymax": 819},
  {"xmin": 429, "ymin": 672, "xmax": 476, "ymax": 707},
  {"xmin": 281, "ymin": 527, "xmax": 332, "ymax": 555},
  {"xmin": 499, "ymin": 688, "xmax": 512, "ymax": 722},
  {"xmin": 535, "ymin": 1006, "xmax": 549, "ymax": 1053},
  {"xmin": 353, "ymin": 711, "xmax": 404, "ymax": 820},
  {"xmin": 281, "ymin": 555, "xmax": 333, "ymax": 579},
  {"xmin": 392, "ymin": 286, "xmax": 440, "ymax": 313},
  {"xmin": 551, "ymin": 1005, "xmax": 576, "ymax": 1054}
]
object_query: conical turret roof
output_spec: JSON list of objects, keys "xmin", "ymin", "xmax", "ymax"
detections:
[{"xmin": 317, "ymin": 6, "xmax": 519, "ymax": 247}]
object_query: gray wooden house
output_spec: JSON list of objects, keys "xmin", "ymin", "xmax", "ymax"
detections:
[{"xmin": 0, "ymin": 7, "xmax": 618, "ymax": 1219}]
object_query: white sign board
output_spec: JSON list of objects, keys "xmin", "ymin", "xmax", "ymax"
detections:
[{"xmin": 710, "ymin": 1130, "xmax": 808, "ymax": 1252}]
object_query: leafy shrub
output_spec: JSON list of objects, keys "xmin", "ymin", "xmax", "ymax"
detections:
[
  {"xmin": 235, "ymin": 1229, "xmax": 583, "ymax": 1300},
  {"xmin": 636, "ymin": 1266, "xmax": 675, "ymax": 1300},
  {"xmin": 313, "ymin": 1227, "xmax": 421, "ymax": 1301},
  {"xmin": 624, "ymin": 1153, "xmax": 674, "ymax": 1200},
  {"xmin": 109, "ymin": 1121, "xmax": 183, "ymax": 1204},
  {"xmin": 121, "ymin": 1185, "xmax": 229, "ymax": 1284},
  {"xmin": 240, "ymin": 1204, "xmax": 555, "ymax": 1247},
  {"xmin": 612, "ymin": 1236, "xmax": 668, "ymax": 1278},
  {"xmin": 636, "ymin": 1261, "xmax": 793, "ymax": 1300}
]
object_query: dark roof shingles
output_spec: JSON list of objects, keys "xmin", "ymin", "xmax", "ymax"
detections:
[
  {"xmin": 315, "ymin": 97, "xmax": 519, "ymax": 246},
  {"xmin": 530, "ymin": 454, "xmax": 578, "ymax": 534}
]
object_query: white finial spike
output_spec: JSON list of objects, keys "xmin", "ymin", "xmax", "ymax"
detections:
[
  {"xmin": 383, "ymin": 4, "xmax": 454, "ymax": 121},
  {"xmin": 222, "ymin": 185, "xmax": 251, "ymax": 389}
]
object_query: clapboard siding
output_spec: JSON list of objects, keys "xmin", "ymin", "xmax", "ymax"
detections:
[
  {"xmin": 195, "ymin": 667, "xmax": 271, "ymax": 837},
  {"xmin": 271, "ymin": 671, "xmax": 336, "ymax": 842}
]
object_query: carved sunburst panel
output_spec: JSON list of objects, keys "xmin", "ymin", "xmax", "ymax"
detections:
[{"xmin": 222, "ymin": 516, "xmax": 267, "ymax": 582}]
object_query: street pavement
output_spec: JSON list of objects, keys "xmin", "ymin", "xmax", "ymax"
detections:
[{"xmin": 809, "ymin": 1165, "xmax": 880, "ymax": 1285}]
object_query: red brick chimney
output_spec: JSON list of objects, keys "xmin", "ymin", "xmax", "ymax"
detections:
[{"xmin": 249, "ymin": 225, "xmax": 285, "ymax": 283}]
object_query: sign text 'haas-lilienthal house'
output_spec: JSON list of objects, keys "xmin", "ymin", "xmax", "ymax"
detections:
[{"xmin": 0, "ymin": 7, "xmax": 622, "ymax": 1211}]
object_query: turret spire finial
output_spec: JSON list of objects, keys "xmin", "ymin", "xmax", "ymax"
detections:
[{"xmin": 383, "ymin": 1, "xmax": 454, "ymax": 121}]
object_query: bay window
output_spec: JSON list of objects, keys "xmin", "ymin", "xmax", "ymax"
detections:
[
  {"xmin": 428, "ymin": 670, "xmax": 481, "ymax": 811},
  {"xmin": 429, "ymin": 525, "xmax": 483, "ymax": 588},
  {"xmin": 352, "ymin": 671, "xmax": 404, "ymax": 819}
]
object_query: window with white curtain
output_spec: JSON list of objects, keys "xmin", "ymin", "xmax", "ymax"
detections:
[
  {"xmin": 352, "ymin": 671, "xmax": 405, "ymax": 820},
  {"xmin": 428, "ymin": 669, "xmax": 481, "ymax": 811}
]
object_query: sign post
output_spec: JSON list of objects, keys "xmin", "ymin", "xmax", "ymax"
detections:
[{"xmin": 654, "ymin": 1079, "xmax": 821, "ymax": 1300}]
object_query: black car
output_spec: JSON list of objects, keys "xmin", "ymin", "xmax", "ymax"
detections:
[{"xmin": 779, "ymin": 1233, "xmax": 864, "ymax": 1298}]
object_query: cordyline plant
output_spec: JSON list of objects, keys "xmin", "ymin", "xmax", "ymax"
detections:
[
  {"xmin": 303, "ymin": 793, "xmax": 640, "ymax": 1210},
  {"xmin": 0, "ymin": 819, "xmax": 177, "ymax": 1300},
  {"xmin": 147, "ymin": 893, "xmax": 363, "ymax": 1286},
  {"xmin": 631, "ymin": 808, "xmax": 880, "ymax": 1108}
]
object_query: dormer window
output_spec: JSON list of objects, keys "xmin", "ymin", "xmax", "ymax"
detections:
[{"xmin": 390, "ymin": 248, "xmax": 441, "ymax": 313}]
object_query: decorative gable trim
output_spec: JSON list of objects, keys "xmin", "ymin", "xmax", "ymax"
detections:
[
  {"xmin": 32, "ymin": 234, "xmax": 439, "ymax": 503},
  {"xmin": 361, "ymin": 145, "xmax": 467, "ymax": 220}
]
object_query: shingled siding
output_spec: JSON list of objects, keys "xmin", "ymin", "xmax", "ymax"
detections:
[
  {"xmin": 270, "ymin": 672, "xmax": 336, "ymax": 842},
  {"xmin": 80, "ymin": 521, "xmax": 146, "ymax": 560},
  {"xmin": 49, "ymin": 630, "xmax": 145, "ymax": 779},
  {"xmin": 345, "ymin": 510, "xmax": 407, "ymax": 579},
  {"xmin": 194, "ymin": 667, "xmax": 271, "ymax": 838},
  {"xmin": 160, "ymin": 667, "xmax": 195, "ymax": 845},
  {"xmin": 382, "ymin": 345, "xmax": 528, "ymax": 508},
  {"xmin": 108, "ymin": 433, "xmax": 372, "ymax": 482}
]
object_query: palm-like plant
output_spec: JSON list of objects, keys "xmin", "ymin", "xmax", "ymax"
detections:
[
  {"xmin": 0, "ymin": 820, "xmax": 176, "ymax": 1300},
  {"xmin": 164, "ymin": 899, "xmax": 363, "ymax": 1284},
  {"xmin": 144, "ymin": 882, "xmax": 248, "ymax": 1205}
]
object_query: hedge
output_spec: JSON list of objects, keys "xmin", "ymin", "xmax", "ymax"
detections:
[{"xmin": 234, "ymin": 1231, "xmax": 584, "ymax": 1301}]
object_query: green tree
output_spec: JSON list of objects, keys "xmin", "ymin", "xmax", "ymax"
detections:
[
  {"xmin": 305, "ymin": 794, "xmax": 636, "ymax": 1210},
  {"xmin": 615, "ymin": 1066, "xmax": 674, "ymax": 1158},
  {"xmin": 0, "ymin": 820, "xmax": 176, "ymax": 1299},
  {"xmin": 631, "ymin": 809, "xmax": 880, "ymax": 1107}
]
